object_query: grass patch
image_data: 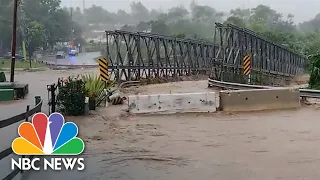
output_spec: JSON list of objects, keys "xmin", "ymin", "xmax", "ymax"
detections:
[{"xmin": 0, "ymin": 59, "xmax": 46, "ymax": 69}]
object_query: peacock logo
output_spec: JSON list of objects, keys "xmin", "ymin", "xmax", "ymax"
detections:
[{"xmin": 12, "ymin": 112, "xmax": 85, "ymax": 155}]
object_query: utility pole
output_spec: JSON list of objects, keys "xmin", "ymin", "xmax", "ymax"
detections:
[
  {"xmin": 82, "ymin": 0, "xmax": 86, "ymax": 53},
  {"xmin": 69, "ymin": 0, "xmax": 74, "ymax": 50},
  {"xmin": 83, "ymin": 0, "xmax": 85, "ymax": 12},
  {"xmin": 70, "ymin": 8, "xmax": 74, "ymax": 49},
  {"xmin": 10, "ymin": 0, "xmax": 19, "ymax": 82}
]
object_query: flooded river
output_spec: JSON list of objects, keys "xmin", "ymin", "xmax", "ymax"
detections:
[
  {"xmin": 1, "ymin": 68, "xmax": 320, "ymax": 180},
  {"xmin": 22, "ymin": 106, "xmax": 320, "ymax": 180}
]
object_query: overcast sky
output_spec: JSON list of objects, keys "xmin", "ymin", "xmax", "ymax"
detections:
[{"xmin": 61, "ymin": 0, "xmax": 319, "ymax": 23}]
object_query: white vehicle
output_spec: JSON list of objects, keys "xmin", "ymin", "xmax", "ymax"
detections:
[
  {"xmin": 69, "ymin": 49, "xmax": 78, "ymax": 56},
  {"xmin": 56, "ymin": 51, "xmax": 65, "ymax": 59}
]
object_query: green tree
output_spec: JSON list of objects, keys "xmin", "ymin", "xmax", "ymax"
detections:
[
  {"xmin": 191, "ymin": 4, "xmax": 223, "ymax": 24},
  {"xmin": 22, "ymin": 0, "xmax": 81, "ymax": 49},
  {"xmin": 25, "ymin": 21, "xmax": 46, "ymax": 67},
  {"xmin": 130, "ymin": 2, "xmax": 150, "ymax": 22},
  {"xmin": 120, "ymin": 24, "xmax": 135, "ymax": 32},
  {"xmin": 149, "ymin": 9, "xmax": 160, "ymax": 20},
  {"xmin": 225, "ymin": 5, "xmax": 305, "ymax": 55},
  {"xmin": 1, "ymin": 0, "xmax": 83, "ymax": 54},
  {"xmin": 309, "ymin": 54, "xmax": 320, "ymax": 89},
  {"xmin": 167, "ymin": 6, "xmax": 189, "ymax": 22},
  {"xmin": 117, "ymin": 9, "xmax": 134, "ymax": 24},
  {"xmin": 150, "ymin": 20, "xmax": 170, "ymax": 35},
  {"xmin": 85, "ymin": 5, "xmax": 115, "ymax": 24},
  {"xmin": 136, "ymin": 21, "xmax": 150, "ymax": 32},
  {"xmin": 0, "ymin": 0, "xmax": 13, "ymax": 53},
  {"xmin": 225, "ymin": 16, "xmax": 247, "ymax": 27}
]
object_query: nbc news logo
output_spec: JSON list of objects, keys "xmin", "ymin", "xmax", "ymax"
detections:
[{"xmin": 11, "ymin": 113, "xmax": 85, "ymax": 171}]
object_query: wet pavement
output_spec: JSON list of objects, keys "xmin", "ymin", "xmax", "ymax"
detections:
[{"xmin": 41, "ymin": 52, "xmax": 100, "ymax": 66}]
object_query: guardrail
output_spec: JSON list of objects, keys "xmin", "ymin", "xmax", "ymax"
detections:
[
  {"xmin": 119, "ymin": 81, "xmax": 140, "ymax": 88},
  {"xmin": 208, "ymin": 78, "xmax": 320, "ymax": 98},
  {"xmin": 299, "ymin": 89, "xmax": 320, "ymax": 98},
  {"xmin": 208, "ymin": 78, "xmax": 272, "ymax": 90},
  {"xmin": 0, "ymin": 97, "xmax": 43, "ymax": 180}
]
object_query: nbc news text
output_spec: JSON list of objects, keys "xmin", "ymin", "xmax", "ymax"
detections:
[{"xmin": 11, "ymin": 157, "xmax": 85, "ymax": 171}]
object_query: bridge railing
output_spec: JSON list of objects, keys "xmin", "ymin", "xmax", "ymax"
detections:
[
  {"xmin": 104, "ymin": 30, "xmax": 219, "ymax": 81},
  {"xmin": 213, "ymin": 23, "xmax": 307, "ymax": 84},
  {"xmin": 0, "ymin": 97, "xmax": 43, "ymax": 180},
  {"xmin": 103, "ymin": 23, "xmax": 307, "ymax": 86}
]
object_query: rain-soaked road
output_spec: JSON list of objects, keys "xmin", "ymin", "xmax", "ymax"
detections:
[
  {"xmin": 42, "ymin": 52, "xmax": 100, "ymax": 66},
  {"xmin": 1, "ymin": 68, "xmax": 320, "ymax": 180}
]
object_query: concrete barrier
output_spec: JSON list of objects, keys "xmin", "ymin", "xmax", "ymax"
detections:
[
  {"xmin": 128, "ymin": 92, "xmax": 217, "ymax": 114},
  {"xmin": 219, "ymin": 88, "xmax": 300, "ymax": 112}
]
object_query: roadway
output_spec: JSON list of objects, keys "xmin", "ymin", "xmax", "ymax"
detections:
[{"xmin": 41, "ymin": 52, "xmax": 100, "ymax": 66}]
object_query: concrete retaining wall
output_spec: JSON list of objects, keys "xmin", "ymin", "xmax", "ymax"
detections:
[
  {"xmin": 128, "ymin": 92, "xmax": 217, "ymax": 114},
  {"xmin": 219, "ymin": 88, "xmax": 300, "ymax": 112}
]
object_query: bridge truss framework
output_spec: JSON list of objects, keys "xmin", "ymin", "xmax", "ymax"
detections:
[{"xmin": 104, "ymin": 23, "xmax": 307, "ymax": 85}]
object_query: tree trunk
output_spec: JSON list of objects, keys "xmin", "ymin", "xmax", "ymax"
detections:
[{"xmin": 28, "ymin": 50, "xmax": 32, "ymax": 68}]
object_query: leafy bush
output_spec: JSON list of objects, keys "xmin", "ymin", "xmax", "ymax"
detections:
[
  {"xmin": 81, "ymin": 73, "xmax": 115, "ymax": 99},
  {"xmin": 56, "ymin": 76, "xmax": 86, "ymax": 116},
  {"xmin": 81, "ymin": 73, "xmax": 105, "ymax": 99},
  {"xmin": 0, "ymin": 72, "xmax": 6, "ymax": 82},
  {"xmin": 309, "ymin": 54, "xmax": 320, "ymax": 89}
]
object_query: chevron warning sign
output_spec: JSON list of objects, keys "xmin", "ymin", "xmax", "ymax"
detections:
[
  {"xmin": 243, "ymin": 55, "xmax": 251, "ymax": 76},
  {"xmin": 98, "ymin": 57, "xmax": 109, "ymax": 81}
]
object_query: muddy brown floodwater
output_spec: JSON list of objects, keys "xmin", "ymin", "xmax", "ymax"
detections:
[
  {"xmin": 2, "ymin": 70, "xmax": 320, "ymax": 180},
  {"xmin": 75, "ymin": 105, "xmax": 320, "ymax": 180},
  {"xmin": 68, "ymin": 79, "xmax": 320, "ymax": 180}
]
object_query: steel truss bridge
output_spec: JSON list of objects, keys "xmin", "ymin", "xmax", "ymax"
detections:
[{"xmin": 104, "ymin": 23, "xmax": 307, "ymax": 85}]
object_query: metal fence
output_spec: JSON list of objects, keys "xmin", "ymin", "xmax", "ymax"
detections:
[
  {"xmin": 0, "ymin": 97, "xmax": 43, "ymax": 180},
  {"xmin": 47, "ymin": 81, "xmax": 60, "ymax": 115}
]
